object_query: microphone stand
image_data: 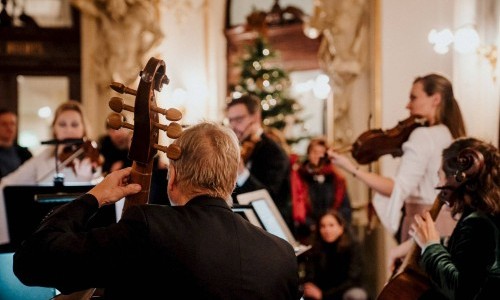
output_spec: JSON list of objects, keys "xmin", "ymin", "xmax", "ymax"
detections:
[
  {"xmin": 40, "ymin": 139, "xmax": 84, "ymax": 187},
  {"xmin": 53, "ymin": 143, "xmax": 65, "ymax": 187}
]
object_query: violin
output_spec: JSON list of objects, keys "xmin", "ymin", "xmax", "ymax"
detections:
[
  {"xmin": 58, "ymin": 139, "xmax": 103, "ymax": 171},
  {"xmin": 336, "ymin": 115, "xmax": 429, "ymax": 164},
  {"xmin": 240, "ymin": 133, "xmax": 261, "ymax": 163}
]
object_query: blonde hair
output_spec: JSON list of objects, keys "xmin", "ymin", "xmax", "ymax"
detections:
[
  {"xmin": 51, "ymin": 100, "xmax": 91, "ymax": 139},
  {"xmin": 170, "ymin": 122, "xmax": 240, "ymax": 202}
]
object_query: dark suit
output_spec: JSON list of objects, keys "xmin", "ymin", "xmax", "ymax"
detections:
[
  {"xmin": 0, "ymin": 144, "xmax": 32, "ymax": 178},
  {"xmin": 233, "ymin": 133, "xmax": 291, "ymax": 226},
  {"xmin": 98, "ymin": 135, "xmax": 132, "ymax": 175},
  {"xmin": 14, "ymin": 194, "xmax": 299, "ymax": 299}
]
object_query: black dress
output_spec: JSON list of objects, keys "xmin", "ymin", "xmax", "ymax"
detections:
[{"xmin": 304, "ymin": 238, "xmax": 365, "ymax": 300}]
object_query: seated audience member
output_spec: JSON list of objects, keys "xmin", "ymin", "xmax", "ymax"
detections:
[
  {"xmin": 13, "ymin": 122, "xmax": 300, "ymax": 299},
  {"xmin": 0, "ymin": 108, "xmax": 32, "ymax": 179},
  {"xmin": 409, "ymin": 137, "xmax": 500, "ymax": 300},
  {"xmin": 303, "ymin": 210, "xmax": 368, "ymax": 300},
  {"xmin": 0, "ymin": 101, "xmax": 102, "ymax": 246},
  {"xmin": 98, "ymin": 114, "xmax": 132, "ymax": 175},
  {"xmin": 226, "ymin": 94, "xmax": 292, "ymax": 227},
  {"xmin": 292, "ymin": 137, "xmax": 352, "ymax": 240}
]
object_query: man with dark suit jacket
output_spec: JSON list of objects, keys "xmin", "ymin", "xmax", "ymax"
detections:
[
  {"xmin": 226, "ymin": 94, "xmax": 292, "ymax": 227},
  {"xmin": 0, "ymin": 109, "xmax": 32, "ymax": 179},
  {"xmin": 13, "ymin": 122, "xmax": 299, "ymax": 299}
]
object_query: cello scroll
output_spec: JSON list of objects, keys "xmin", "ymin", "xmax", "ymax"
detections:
[{"xmin": 107, "ymin": 57, "xmax": 183, "ymax": 212}]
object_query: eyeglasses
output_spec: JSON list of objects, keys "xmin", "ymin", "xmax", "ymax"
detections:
[{"xmin": 228, "ymin": 114, "xmax": 250, "ymax": 125}]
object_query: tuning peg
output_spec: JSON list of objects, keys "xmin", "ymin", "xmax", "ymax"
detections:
[
  {"xmin": 109, "ymin": 97, "xmax": 134, "ymax": 113},
  {"xmin": 154, "ymin": 144, "xmax": 182, "ymax": 160},
  {"xmin": 110, "ymin": 82, "xmax": 137, "ymax": 96},
  {"xmin": 107, "ymin": 113, "xmax": 134, "ymax": 130},
  {"xmin": 151, "ymin": 105, "xmax": 182, "ymax": 121},
  {"xmin": 153, "ymin": 121, "xmax": 183, "ymax": 139}
]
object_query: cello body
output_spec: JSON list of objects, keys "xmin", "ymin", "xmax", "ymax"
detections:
[
  {"xmin": 377, "ymin": 264, "xmax": 431, "ymax": 300},
  {"xmin": 376, "ymin": 197, "xmax": 443, "ymax": 300}
]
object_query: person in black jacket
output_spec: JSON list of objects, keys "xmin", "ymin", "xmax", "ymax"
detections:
[
  {"xmin": 226, "ymin": 94, "xmax": 292, "ymax": 227},
  {"xmin": 303, "ymin": 210, "xmax": 368, "ymax": 300},
  {"xmin": 0, "ymin": 108, "xmax": 32, "ymax": 179},
  {"xmin": 13, "ymin": 121, "xmax": 300, "ymax": 299},
  {"xmin": 98, "ymin": 114, "xmax": 132, "ymax": 176}
]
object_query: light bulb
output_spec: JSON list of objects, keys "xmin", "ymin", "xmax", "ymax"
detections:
[
  {"xmin": 428, "ymin": 28, "xmax": 454, "ymax": 54},
  {"xmin": 454, "ymin": 27, "xmax": 480, "ymax": 54}
]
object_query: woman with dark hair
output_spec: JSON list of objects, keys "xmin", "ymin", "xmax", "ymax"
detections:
[
  {"xmin": 303, "ymin": 210, "xmax": 368, "ymax": 300},
  {"xmin": 411, "ymin": 137, "xmax": 500, "ymax": 299}
]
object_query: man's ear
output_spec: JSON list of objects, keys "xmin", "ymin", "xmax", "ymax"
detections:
[{"xmin": 167, "ymin": 166, "xmax": 175, "ymax": 191}]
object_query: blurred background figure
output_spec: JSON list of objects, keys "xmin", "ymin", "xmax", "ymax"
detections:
[
  {"xmin": 98, "ymin": 114, "xmax": 132, "ymax": 176},
  {"xmin": 292, "ymin": 137, "xmax": 352, "ymax": 243},
  {"xmin": 226, "ymin": 94, "xmax": 292, "ymax": 227},
  {"xmin": 0, "ymin": 108, "xmax": 32, "ymax": 180},
  {"xmin": 303, "ymin": 210, "xmax": 368, "ymax": 300}
]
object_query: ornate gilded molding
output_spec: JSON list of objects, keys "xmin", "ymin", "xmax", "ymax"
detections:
[
  {"xmin": 71, "ymin": 0, "xmax": 164, "ymax": 90},
  {"xmin": 307, "ymin": 0, "xmax": 370, "ymax": 146}
]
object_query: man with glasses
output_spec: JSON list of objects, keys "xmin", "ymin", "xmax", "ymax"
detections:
[{"xmin": 226, "ymin": 94, "xmax": 292, "ymax": 227}]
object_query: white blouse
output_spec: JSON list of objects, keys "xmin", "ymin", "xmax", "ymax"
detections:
[
  {"xmin": 0, "ymin": 146, "xmax": 102, "ymax": 245},
  {"xmin": 372, "ymin": 124, "xmax": 453, "ymax": 234}
]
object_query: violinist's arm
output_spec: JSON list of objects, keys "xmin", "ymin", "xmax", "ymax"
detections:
[{"xmin": 328, "ymin": 150, "xmax": 394, "ymax": 197}]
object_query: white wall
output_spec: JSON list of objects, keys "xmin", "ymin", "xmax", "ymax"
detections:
[
  {"xmin": 453, "ymin": 0, "xmax": 499, "ymax": 147},
  {"xmin": 381, "ymin": 0, "xmax": 499, "ymax": 171},
  {"xmin": 380, "ymin": 0, "xmax": 454, "ymax": 177},
  {"xmin": 381, "ymin": 0, "xmax": 453, "ymax": 127}
]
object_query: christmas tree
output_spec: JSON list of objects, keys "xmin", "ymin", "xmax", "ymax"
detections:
[{"xmin": 230, "ymin": 35, "xmax": 307, "ymax": 145}]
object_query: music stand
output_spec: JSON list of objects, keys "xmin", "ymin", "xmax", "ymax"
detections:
[{"xmin": 2, "ymin": 185, "xmax": 116, "ymax": 253}]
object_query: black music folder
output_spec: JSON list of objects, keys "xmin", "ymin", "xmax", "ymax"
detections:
[{"xmin": 2, "ymin": 185, "xmax": 116, "ymax": 253}]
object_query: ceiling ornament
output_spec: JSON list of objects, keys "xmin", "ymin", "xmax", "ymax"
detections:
[{"xmin": 244, "ymin": 0, "xmax": 304, "ymax": 37}]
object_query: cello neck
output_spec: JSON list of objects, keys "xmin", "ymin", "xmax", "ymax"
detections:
[
  {"xmin": 122, "ymin": 161, "xmax": 154, "ymax": 212},
  {"xmin": 397, "ymin": 196, "xmax": 445, "ymax": 272}
]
